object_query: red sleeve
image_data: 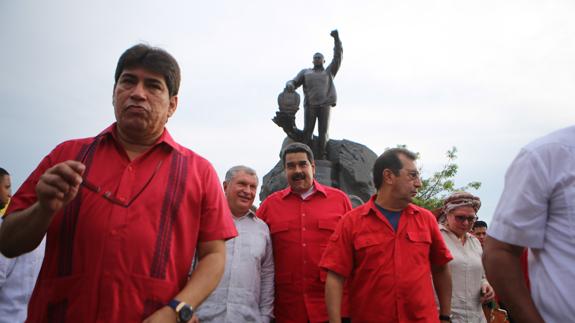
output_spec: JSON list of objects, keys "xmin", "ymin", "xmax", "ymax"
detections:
[
  {"xmin": 428, "ymin": 213, "xmax": 453, "ymax": 266},
  {"xmin": 319, "ymin": 213, "xmax": 354, "ymax": 278},
  {"xmin": 197, "ymin": 162, "xmax": 237, "ymax": 242},
  {"xmin": 6, "ymin": 149, "xmax": 58, "ymax": 216}
]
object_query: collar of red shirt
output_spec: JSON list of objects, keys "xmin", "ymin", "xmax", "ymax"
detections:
[
  {"xmin": 364, "ymin": 195, "xmax": 421, "ymax": 218},
  {"xmin": 280, "ymin": 179, "xmax": 328, "ymax": 199},
  {"xmin": 99, "ymin": 123, "xmax": 183, "ymax": 154}
]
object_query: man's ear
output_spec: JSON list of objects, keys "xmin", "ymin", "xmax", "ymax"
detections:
[
  {"xmin": 383, "ymin": 169, "xmax": 395, "ymax": 184},
  {"xmin": 168, "ymin": 95, "xmax": 178, "ymax": 118}
]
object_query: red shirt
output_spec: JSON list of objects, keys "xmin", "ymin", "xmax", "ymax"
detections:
[
  {"xmin": 319, "ymin": 196, "xmax": 453, "ymax": 323},
  {"xmin": 256, "ymin": 181, "xmax": 352, "ymax": 323},
  {"xmin": 7, "ymin": 124, "xmax": 238, "ymax": 323}
]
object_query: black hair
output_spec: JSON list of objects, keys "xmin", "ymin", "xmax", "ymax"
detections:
[{"xmin": 372, "ymin": 147, "xmax": 417, "ymax": 189}]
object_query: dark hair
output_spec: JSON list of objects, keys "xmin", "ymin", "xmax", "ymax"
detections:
[
  {"xmin": 114, "ymin": 44, "xmax": 181, "ymax": 97},
  {"xmin": 0, "ymin": 167, "xmax": 8, "ymax": 177},
  {"xmin": 372, "ymin": 147, "xmax": 417, "ymax": 189},
  {"xmin": 281, "ymin": 142, "xmax": 314, "ymax": 166},
  {"xmin": 473, "ymin": 220, "xmax": 488, "ymax": 229}
]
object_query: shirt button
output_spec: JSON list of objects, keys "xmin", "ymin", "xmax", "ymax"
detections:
[
  {"xmin": 302, "ymin": 243, "xmax": 307, "ymax": 247},
  {"xmin": 302, "ymin": 228, "xmax": 306, "ymax": 231},
  {"xmin": 302, "ymin": 213, "xmax": 306, "ymax": 217},
  {"xmin": 128, "ymin": 166, "xmax": 133, "ymax": 172}
]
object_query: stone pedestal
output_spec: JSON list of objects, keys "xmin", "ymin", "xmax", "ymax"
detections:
[{"xmin": 314, "ymin": 160, "xmax": 334, "ymax": 187}]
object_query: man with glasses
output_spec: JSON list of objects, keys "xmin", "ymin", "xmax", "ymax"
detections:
[
  {"xmin": 320, "ymin": 147, "xmax": 453, "ymax": 323},
  {"xmin": 0, "ymin": 44, "xmax": 237, "ymax": 323}
]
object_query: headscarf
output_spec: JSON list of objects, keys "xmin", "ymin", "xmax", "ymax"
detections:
[{"xmin": 440, "ymin": 191, "xmax": 481, "ymax": 222}]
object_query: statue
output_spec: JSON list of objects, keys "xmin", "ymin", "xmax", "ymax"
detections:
[
  {"xmin": 264, "ymin": 30, "xmax": 378, "ymax": 204},
  {"xmin": 273, "ymin": 29, "xmax": 343, "ymax": 159}
]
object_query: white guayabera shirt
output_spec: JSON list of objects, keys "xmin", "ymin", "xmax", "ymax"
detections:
[{"xmin": 196, "ymin": 210, "xmax": 274, "ymax": 323}]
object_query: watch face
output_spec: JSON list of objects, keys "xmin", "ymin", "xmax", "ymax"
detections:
[{"xmin": 179, "ymin": 306, "xmax": 194, "ymax": 322}]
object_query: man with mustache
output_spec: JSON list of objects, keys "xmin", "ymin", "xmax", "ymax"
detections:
[
  {"xmin": 257, "ymin": 143, "xmax": 352, "ymax": 323},
  {"xmin": 320, "ymin": 148, "xmax": 454, "ymax": 323},
  {"xmin": 0, "ymin": 44, "xmax": 237, "ymax": 323},
  {"xmin": 196, "ymin": 166, "xmax": 274, "ymax": 322}
]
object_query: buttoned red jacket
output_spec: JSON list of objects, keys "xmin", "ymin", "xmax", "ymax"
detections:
[
  {"xmin": 7, "ymin": 124, "xmax": 238, "ymax": 322},
  {"xmin": 256, "ymin": 181, "xmax": 352, "ymax": 323},
  {"xmin": 319, "ymin": 196, "xmax": 453, "ymax": 323}
]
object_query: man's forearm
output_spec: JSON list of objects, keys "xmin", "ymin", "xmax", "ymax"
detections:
[
  {"xmin": 0, "ymin": 202, "xmax": 53, "ymax": 257},
  {"xmin": 431, "ymin": 264, "xmax": 452, "ymax": 317},
  {"xmin": 483, "ymin": 237, "xmax": 544, "ymax": 323},
  {"xmin": 175, "ymin": 244, "xmax": 226, "ymax": 309},
  {"xmin": 325, "ymin": 271, "xmax": 344, "ymax": 323}
]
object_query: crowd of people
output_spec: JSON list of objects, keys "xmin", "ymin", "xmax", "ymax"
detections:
[{"xmin": 0, "ymin": 44, "xmax": 573, "ymax": 323}]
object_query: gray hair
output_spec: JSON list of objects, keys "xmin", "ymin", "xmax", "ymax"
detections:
[{"xmin": 224, "ymin": 165, "xmax": 258, "ymax": 184}]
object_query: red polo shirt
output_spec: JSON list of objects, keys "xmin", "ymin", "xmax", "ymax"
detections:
[
  {"xmin": 319, "ymin": 196, "xmax": 453, "ymax": 323},
  {"xmin": 6, "ymin": 124, "xmax": 237, "ymax": 323},
  {"xmin": 256, "ymin": 181, "xmax": 352, "ymax": 323}
]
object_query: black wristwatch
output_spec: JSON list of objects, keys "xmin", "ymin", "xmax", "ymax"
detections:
[
  {"xmin": 439, "ymin": 314, "xmax": 452, "ymax": 322},
  {"xmin": 168, "ymin": 299, "xmax": 194, "ymax": 322}
]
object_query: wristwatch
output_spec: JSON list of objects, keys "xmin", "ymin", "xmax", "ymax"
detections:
[
  {"xmin": 168, "ymin": 299, "xmax": 194, "ymax": 323},
  {"xmin": 439, "ymin": 314, "xmax": 452, "ymax": 322}
]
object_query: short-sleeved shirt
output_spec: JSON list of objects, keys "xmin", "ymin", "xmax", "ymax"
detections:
[
  {"xmin": 489, "ymin": 125, "xmax": 575, "ymax": 322},
  {"xmin": 319, "ymin": 196, "xmax": 453, "ymax": 323},
  {"xmin": 6, "ymin": 124, "xmax": 238, "ymax": 322},
  {"xmin": 256, "ymin": 181, "xmax": 352, "ymax": 323}
]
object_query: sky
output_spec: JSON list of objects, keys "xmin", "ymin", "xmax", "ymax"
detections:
[{"xmin": 2, "ymin": 0, "xmax": 575, "ymax": 223}]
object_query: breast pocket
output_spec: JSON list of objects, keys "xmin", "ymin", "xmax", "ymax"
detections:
[
  {"xmin": 353, "ymin": 234, "xmax": 386, "ymax": 269},
  {"xmin": 269, "ymin": 221, "xmax": 290, "ymax": 236},
  {"xmin": 406, "ymin": 231, "xmax": 431, "ymax": 265}
]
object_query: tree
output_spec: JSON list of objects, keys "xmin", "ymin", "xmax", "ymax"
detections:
[{"xmin": 410, "ymin": 146, "xmax": 481, "ymax": 212}]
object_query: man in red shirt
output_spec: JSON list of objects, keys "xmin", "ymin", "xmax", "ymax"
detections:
[
  {"xmin": 320, "ymin": 147, "xmax": 453, "ymax": 323},
  {"xmin": 257, "ymin": 143, "xmax": 352, "ymax": 323},
  {"xmin": 0, "ymin": 44, "xmax": 237, "ymax": 323}
]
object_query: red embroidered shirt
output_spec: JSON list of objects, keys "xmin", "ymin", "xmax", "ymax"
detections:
[{"xmin": 7, "ymin": 124, "xmax": 238, "ymax": 322}]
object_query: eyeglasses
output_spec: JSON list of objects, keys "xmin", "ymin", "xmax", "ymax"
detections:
[
  {"xmin": 454, "ymin": 215, "xmax": 478, "ymax": 223},
  {"xmin": 79, "ymin": 136, "xmax": 162, "ymax": 208},
  {"xmin": 405, "ymin": 170, "xmax": 420, "ymax": 181}
]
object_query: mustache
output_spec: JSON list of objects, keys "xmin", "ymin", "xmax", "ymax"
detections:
[{"xmin": 291, "ymin": 172, "xmax": 306, "ymax": 181}]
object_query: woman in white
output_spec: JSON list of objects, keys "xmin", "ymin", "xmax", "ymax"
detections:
[{"xmin": 439, "ymin": 192, "xmax": 495, "ymax": 323}]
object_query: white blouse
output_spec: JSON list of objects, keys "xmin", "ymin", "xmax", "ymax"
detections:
[{"xmin": 440, "ymin": 224, "xmax": 487, "ymax": 323}]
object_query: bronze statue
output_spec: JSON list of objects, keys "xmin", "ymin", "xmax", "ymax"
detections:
[{"xmin": 274, "ymin": 30, "xmax": 343, "ymax": 159}]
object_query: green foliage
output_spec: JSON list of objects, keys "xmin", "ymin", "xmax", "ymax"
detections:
[{"xmin": 410, "ymin": 147, "xmax": 481, "ymax": 211}]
